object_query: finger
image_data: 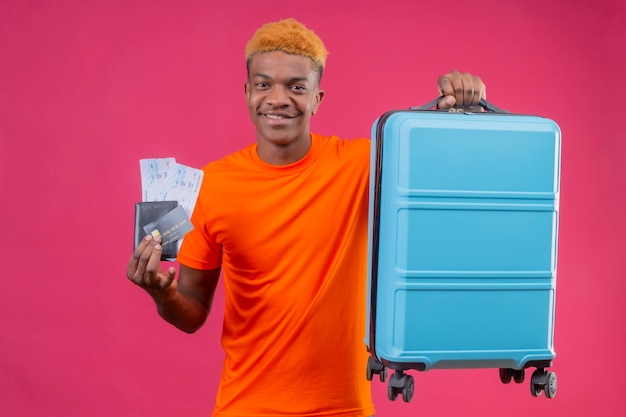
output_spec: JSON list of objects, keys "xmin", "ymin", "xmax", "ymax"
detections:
[
  {"xmin": 144, "ymin": 243, "xmax": 165, "ymax": 286},
  {"xmin": 129, "ymin": 237, "xmax": 163, "ymax": 287},
  {"xmin": 467, "ymin": 73, "xmax": 486, "ymax": 105},
  {"xmin": 473, "ymin": 77, "xmax": 487, "ymax": 104},
  {"xmin": 472, "ymin": 87, "xmax": 481, "ymax": 105},
  {"xmin": 437, "ymin": 71, "xmax": 459, "ymax": 109},
  {"xmin": 127, "ymin": 235, "xmax": 153, "ymax": 283},
  {"xmin": 447, "ymin": 70, "xmax": 466, "ymax": 107},
  {"xmin": 460, "ymin": 72, "xmax": 475, "ymax": 106},
  {"xmin": 145, "ymin": 255, "xmax": 176, "ymax": 291},
  {"xmin": 437, "ymin": 71, "xmax": 456, "ymax": 98}
]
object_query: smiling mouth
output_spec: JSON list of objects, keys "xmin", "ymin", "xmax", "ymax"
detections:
[{"xmin": 263, "ymin": 113, "xmax": 296, "ymax": 120}]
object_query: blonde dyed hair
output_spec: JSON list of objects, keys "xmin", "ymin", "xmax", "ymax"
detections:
[{"xmin": 245, "ymin": 18, "xmax": 329, "ymax": 81}]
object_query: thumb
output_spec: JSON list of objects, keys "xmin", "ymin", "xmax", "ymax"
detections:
[
  {"xmin": 437, "ymin": 95, "xmax": 456, "ymax": 109},
  {"xmin": 160, "ymin": 267, "xmax": 177, "ymax": 289}
]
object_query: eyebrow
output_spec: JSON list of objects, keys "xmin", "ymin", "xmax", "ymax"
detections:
[{"xmin": 253, "ymin": 73, "xmax": 310, "ymax": 84}]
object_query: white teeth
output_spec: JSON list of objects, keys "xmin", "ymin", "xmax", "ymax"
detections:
[{"xmin": 266, "ymin": 114, "xmax": 285, "ymax": 119}]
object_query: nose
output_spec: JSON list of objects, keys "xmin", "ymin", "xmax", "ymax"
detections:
[{"xmin": 266, "ymin": 85, "xmax": 289, "ymax": 106}]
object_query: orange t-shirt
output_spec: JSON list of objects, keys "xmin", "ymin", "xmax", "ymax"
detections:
[{"xmin": 177, "ymin": 133, "xmax": 374, "ymax": 417}]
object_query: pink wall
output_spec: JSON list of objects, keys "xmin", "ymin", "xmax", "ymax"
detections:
[{"xmin": 1, "ymin": 0, "xmax": 624, "ymax": 416}]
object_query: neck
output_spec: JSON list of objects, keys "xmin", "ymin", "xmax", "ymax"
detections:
[{"xmin": 256, "ymin": 133, "xmax": 312, "ymax": 166}]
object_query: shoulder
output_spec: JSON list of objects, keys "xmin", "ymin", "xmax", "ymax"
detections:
[
  {"xmin": 314, "ymin": 133, "xmax": 370, "ymax": 157},
  {"xmin": 203, "ymin": 144, "xmax": 255, "ymax": 175},
  {"xmin": 312, "ymin": 133, "xmax": 370, "ymax": 175},
  {"xmin": 194, "ymin": 145, "xmax": 258, "ymax": 201}
]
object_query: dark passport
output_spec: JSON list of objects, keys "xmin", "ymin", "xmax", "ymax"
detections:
[{"xmin": 134, "ymin": 201, "xmax": 179, "ymax": 260}]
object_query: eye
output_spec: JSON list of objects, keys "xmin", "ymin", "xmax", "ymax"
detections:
[
  {"xmin": 255, "ymin": 82, "xmax": 269, "ymax": 89},
  {"xmin": 291, "ymin": 85, "xmax": 306, "ymax": 92}
]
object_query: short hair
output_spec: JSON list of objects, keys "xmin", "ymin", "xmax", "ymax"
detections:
[{"xmin": 245, "ymin": 18, "xmax": 329, "ymax": 82}]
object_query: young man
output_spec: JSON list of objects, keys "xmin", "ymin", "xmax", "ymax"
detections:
[{"xmin": 127, "ymin": 18, "xmax": 486, "ymax": 417}]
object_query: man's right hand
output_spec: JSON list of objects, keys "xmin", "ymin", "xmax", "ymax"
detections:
[
  {"xmin": 127, "ymin": 235, "xmax": 177, "ymax": 293},
  {"xmin": 126, "ymin": 236, "xmax": 221, "ymax": 333}
]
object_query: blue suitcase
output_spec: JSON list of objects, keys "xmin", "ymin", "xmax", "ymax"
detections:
[{"xmin": 365, "ymin": 99, "xmax": 561, "ymax": 402}]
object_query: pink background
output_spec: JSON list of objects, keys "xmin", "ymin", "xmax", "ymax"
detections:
[{"xmin": 1, "ymin": 0, "xmax": 624, "ymax": 416}]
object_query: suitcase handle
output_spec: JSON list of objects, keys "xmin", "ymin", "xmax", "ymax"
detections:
[{"xmin": 410, "ymin": 96, "xmax": 508, "ymax": 113}]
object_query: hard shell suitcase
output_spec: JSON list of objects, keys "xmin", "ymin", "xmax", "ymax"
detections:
[{"xmin": 364, "ymin": 99, "xmax": 561, "ymax": 402}]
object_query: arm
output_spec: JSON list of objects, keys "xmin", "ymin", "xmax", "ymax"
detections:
[
  {"xmin": 127, "ymin": 235, "xmax": 221, "ymax": 333},
  {"xmin": 436, "ymin": 69, "xmax": 486, "ymax": 111}
]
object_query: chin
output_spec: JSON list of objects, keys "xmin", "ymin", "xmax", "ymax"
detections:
[{"xmin": 268, "ymin": 137, "xmax": 296, "ymax": 146}]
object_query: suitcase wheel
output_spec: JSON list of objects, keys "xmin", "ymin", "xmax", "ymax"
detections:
[
  {"xmin": 499, "ymin": 368, "xmax": 525, "ymax": 384},
  {"xmin": 513, "ymin": 369, "xmax": 525, "ymax": 384},
  {"xmin": 499, "ymin": 368, "xmax": 513, "ymax": 384},
  {"xmin": 387, "ymin": 370, "xmax": 414, "ymax": 403},
  {"xmin": 529, "ymin": 368, "xmax": 557, "ymax": 399},
  {"xmin": 366, "ymin": 356, "xmax": 387, "ymax": 383},
  {"xmin": 543, "ymin": 371, "xmax": 557, "ymax": 398}
]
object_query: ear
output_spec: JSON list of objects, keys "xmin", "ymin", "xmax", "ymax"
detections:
[
  {"xmin": 244, "ymin": 82, "xmax": 250, "ymax": 98},
  {"xmin": 312, "ymin": 89, "xmax": 325, "ymax": 115}
]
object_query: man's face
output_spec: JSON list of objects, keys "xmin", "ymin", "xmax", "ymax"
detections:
[{"xmin": 245, "ymin": 51, "xmax": 324, "ymax": 150}]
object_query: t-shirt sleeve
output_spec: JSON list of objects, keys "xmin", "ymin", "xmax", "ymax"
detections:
[{"xmin": 176, "ymin": 177, "xmax": 222, "ymax": 270}]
